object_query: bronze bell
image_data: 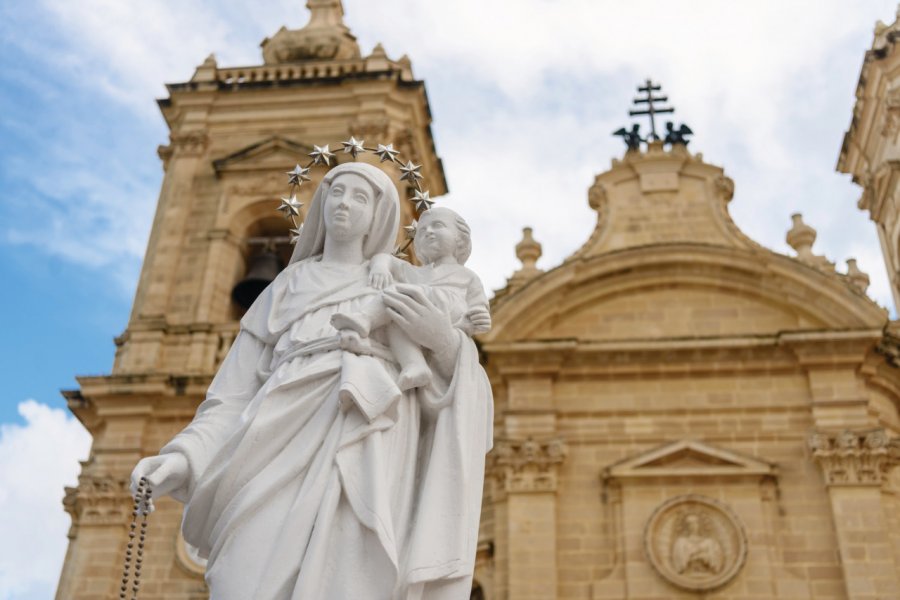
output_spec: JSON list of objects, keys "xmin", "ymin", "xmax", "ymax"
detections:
[{"xmin": 231, "ymin": 250, "xmax": 284, "ymax": 309}]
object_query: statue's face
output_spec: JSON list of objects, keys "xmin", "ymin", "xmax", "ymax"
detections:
[
  {"xmin": 323, "ymin": 172, "xmax": 376, "ymax": 242},
  {"xmin": 416, "ymin": 210, "xmax": 459, "ymax": 263}
]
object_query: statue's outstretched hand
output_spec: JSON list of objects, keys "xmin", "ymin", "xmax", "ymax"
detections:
[{"xmin": 130, "ymin": 453, "xmax": 189, "ymax": 511}]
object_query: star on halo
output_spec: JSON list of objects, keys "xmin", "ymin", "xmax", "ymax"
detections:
[
  {"xmin": 289, "ymin": 226, "xmax": 303, "ymax": 244},
  {"xmin": 399, "ymin": 160, "xmax": 423, "ymax": 182},
  {"xmin": 309, "ymin": 145, "xmax": 335, "ymax": 166},
  {"xmin": 403, "ymin": 220, "xmax": 417, "ymax": 240},
  {"xmin": 277, "ymin": 195, "xmax": 303, "ymax": 218},
  {"xmin": 392, "ymin": 245, "xmax": 409, "ymax": 260},
  {"xmin": 410, "ymin": 190, "xmax": 433, "ymax": 212},
  {"xmin": 341, "ymin": 137, "xmax": 366, "ymax": 158},
  {"xmin": 286, "ymin": 164, "xmax": 311, "ymax": 186},
  {"xmin": 374, "ymin": 143, "xmax": 400, "ymax": 163}
]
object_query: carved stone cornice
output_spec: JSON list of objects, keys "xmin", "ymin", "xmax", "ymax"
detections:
[
  {"xmin": 63, "ymin": 473, "xmax": 132, "ymax": 534},
  {"xmin": 225, "ymin": 178, "xmax": 290, "ymax": 199},
  {"xmin": 487, "ymin": 437, "xmax": 567, "ymax": 496},
  {"xmin": 808, "ymin": 429, "xmax": 900, "ymax": 486}
]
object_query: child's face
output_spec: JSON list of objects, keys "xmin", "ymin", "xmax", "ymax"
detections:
[{"xmin": 416, "ymin": 211, "xmax": 459, "ymax": 263}]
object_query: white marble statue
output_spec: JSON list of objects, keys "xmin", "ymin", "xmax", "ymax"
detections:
[{"xmin": 130, "ymin": 162, "xmax": 494, "ymax": 600}]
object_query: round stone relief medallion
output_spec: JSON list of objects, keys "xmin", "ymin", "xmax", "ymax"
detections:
[{"xmin": 643, "ymin": 495, "xmax": 747, "ymax": 592}]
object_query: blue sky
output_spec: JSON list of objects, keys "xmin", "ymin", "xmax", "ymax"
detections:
[
  {"xmin": 2, "ymin": 0, "xmax": 897, "ymax": 426},
  {"xmin": 1, "ymin": 0, "xmax": 899, "ymax": 597}
]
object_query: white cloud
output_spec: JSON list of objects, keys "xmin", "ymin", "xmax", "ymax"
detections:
[
  {"xmin": 0, "ymin": 401, "xmax": 91, "ymax": 600},
  {"xmin": 3, "ymin": 0, "xmax": 897, "ymax": 309}
]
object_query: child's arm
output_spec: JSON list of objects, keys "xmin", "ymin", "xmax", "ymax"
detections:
[
  {"xmin": 462, "ymin": 271, "xmax": 491, "ymax": 335},
  {"xmin": 368, "ymin": 254, "xmax": 395, "ymax": 290},
  {"xmin": 368, "ymin": 253, "xmax": 417, "ymax": 289}
]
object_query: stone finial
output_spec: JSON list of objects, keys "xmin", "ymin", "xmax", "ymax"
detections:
[
  {"xmin": 261, "ymin": 0, "xmax": 361, "ymax": 64},
  {"xmin": 507, "ymin": 227, "xmax": 544, "ymax": 291},
  {"xmin": 786, "ymin": 213, "xmax": 832, "ymax": 269},
  {"xmin": 190, "ymin": 54, "xmax": 218, "ymax": 83},
  {"xmin": 786, "ymin": 213, "xmax": 816, "ymax": 260},
  {"xmin": 306, "ymin": 0, "xmax": 346, "ymax": 27},
  {"xmin": 365, "ymin": 43, "xmax": 391, "ymax": 71},
  {"xmin": 846, "ymin": 258, "xmax": 870, "ymax": 293},
  {"xmin": 507, "ymin": 227, "xmax": 543, "ymax": 290},
  {"xmin": 516, "ymin": 227, "xmax": 542, "ymax": 274},
  {"xmin": 397, "ymin": 54, "xmax": 413, "ymax": 80}
]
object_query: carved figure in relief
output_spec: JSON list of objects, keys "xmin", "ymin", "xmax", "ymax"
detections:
[
  {"xmin": 130, "ymin": 162, "xmax": 493, "ymax": 599},
  {"xmin": 332, "ymin": 206, "xmax": 491, "ymax": 398},
  {"xmin": 671, "ymin": 513, "xmax": 724, "ymax": 576}
]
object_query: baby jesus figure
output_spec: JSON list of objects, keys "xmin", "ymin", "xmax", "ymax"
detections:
[{"xmin": 331, "ymin": 206, "xmax": 491, "ymax": 393}]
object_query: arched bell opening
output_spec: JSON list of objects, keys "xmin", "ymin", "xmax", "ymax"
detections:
[{"xmin": 229, "ymin": 215, "xmax": 296, "ymax": 318}]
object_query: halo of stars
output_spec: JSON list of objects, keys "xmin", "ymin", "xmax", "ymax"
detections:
[{"xmin": 278, "ymin": 138, "xmax": 434, "ymax": 257}]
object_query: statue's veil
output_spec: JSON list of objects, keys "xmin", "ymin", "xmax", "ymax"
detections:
[{"xmin": 289, "ymin": 162, "xmax": 400, "ymax": 264}]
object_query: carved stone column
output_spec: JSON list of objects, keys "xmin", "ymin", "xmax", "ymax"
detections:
[
  {"xmin": 488, "ymin": 437, "xmax": 567, "ymax": 600},
  {"xmin": 809, "ymin": 429, "xmax": 900, "ymax": 599}
]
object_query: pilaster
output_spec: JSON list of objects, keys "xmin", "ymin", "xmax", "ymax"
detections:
[
  {"xmin": 488, "ymin": 437, "xmax": 567, "ymax": 600},
  {"xmin": 809, "ymin": 429, "xmax": 900, "ymax": 599}
]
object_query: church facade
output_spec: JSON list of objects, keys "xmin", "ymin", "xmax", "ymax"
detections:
[{"xmin": 57, "ymin": 2, "xmax": 900, "ymax": 599}]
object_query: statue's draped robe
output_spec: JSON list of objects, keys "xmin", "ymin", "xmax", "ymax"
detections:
[{"xmin": 161, "ymin": 259, "xmax": 493, "ymax": 599}]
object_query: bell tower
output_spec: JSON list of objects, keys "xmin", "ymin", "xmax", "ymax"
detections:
[
  {"xmin": 56, "ymin": 2, "xmax": 446, "ymax": 597},
  {"xmin": 838, "ymin": 8, "xmax": 900, "ymax": 312}
]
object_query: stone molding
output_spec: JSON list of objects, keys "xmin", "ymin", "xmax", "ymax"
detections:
[
  {"xmin": 603, "ymin": 439, "xmax": 776, "ymax": 481},
  {"xmin": 487, "ymin": 437, "xmax": 567, "ymax": 495},
  {"xmin": 808, "ymin": 429, "xmax": 900, "ymax": 486}
]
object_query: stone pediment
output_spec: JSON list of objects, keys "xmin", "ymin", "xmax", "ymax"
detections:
[
  {"xmin": 571, "ymin": 143, "xmax": 761, "ymax": 260},
  {"xmin": 603, "ymin": 440, "xmax": 776, "ymax": 480},
  {"xmin": 213, "ymin": 136, "xmax": 314, "ymax": 175}
]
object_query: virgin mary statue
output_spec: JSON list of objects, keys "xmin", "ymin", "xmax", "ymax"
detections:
[{"xmin": 131, "ymin": 162, "xmax": 493, "ymax": 599}]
